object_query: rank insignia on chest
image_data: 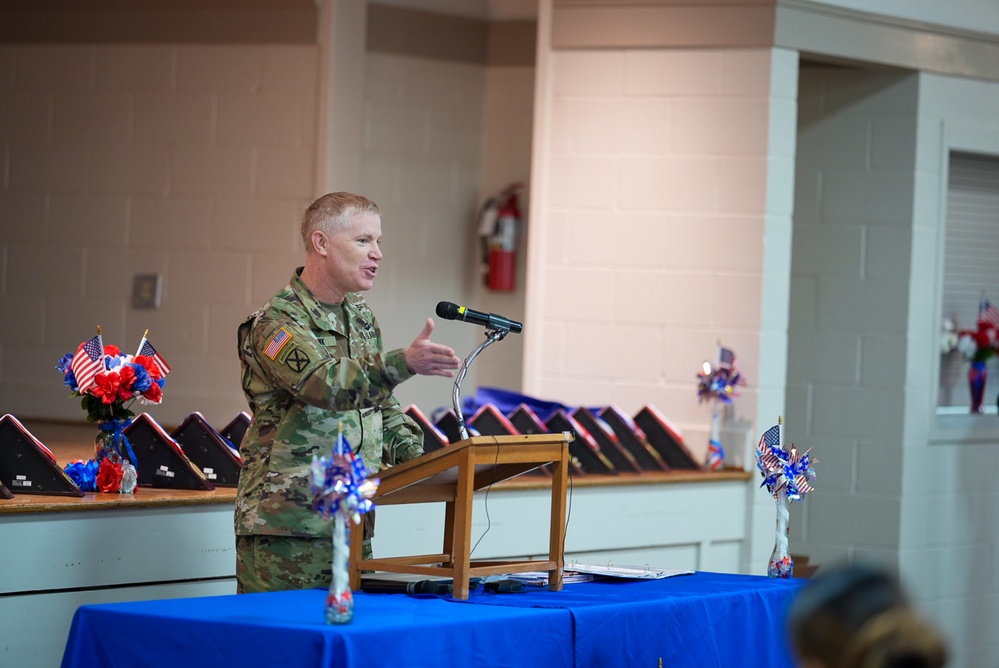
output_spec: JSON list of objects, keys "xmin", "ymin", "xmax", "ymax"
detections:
[
  {"xmin": 353, "ymin": 318, "xmax": 377, "ymax": 343},
  {"xmin": 263, "ymin": 327, "xmax": 293, "ymax": 360}
]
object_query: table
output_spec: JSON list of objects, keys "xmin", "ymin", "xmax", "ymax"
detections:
[{"xmin": 61, "ymin": 571, "xmax": 805, "ymax": 668}]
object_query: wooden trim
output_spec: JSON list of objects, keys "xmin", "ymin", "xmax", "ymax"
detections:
[
  {"xmin": 549, "ymin": 0, "xmax": 999, "ymax": 82},
  {"xmin": 367, "ymin": 3, "xmax": 536, "ymax": 67},
  {"xmin": 367, "ymin": 3, "xmax": 488, "ymax": 64},
  {"xmin": 0, "ymin": 487, "xmax": 236, "ymax": 514},
  {"xmin": 487, "ymin": 19, "xmax": 537, "ymax": 67},
  {"xmin": 552, "ymin": 3, "xmax": 777, "ymax": 49},
  {"xmin": 0, "ymin": 1, "xmax": 317, "ymax": 44}
]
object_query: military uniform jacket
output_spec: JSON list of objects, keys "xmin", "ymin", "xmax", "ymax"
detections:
[{"xmin": 235, "ymin": 269, "xmax": 423, "ymax": 537}]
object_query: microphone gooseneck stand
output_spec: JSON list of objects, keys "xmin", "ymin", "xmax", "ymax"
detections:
[{"xmin": 452, "ymin": 328, "xmax": 508, "ymax": 440}]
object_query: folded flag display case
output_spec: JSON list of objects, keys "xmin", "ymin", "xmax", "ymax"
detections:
[
  {"xmin": 171, "ymin": 412, "xmax": 242, "ymax": 486},
  {"xmin": 0, "ymin": 414, "xmax": 83, "ymax": 496},
  {"xmin": 433, "ymin": 409, "xmax": 475, "ymax": 444},
  {"xmin": 570, "ymin": 408, "xmax": 641, "ymax": 474},
  {"xmin": 597, "ymin": 406, "xmax": 670, "ymax": 472},
  {"xmin": 507, "ymin": 404, "xmax": 553, "ymax": 476},
  {"xmin": 633, "ymin": 405, "xmax": 702, "ymax": 471},
  {"xmin": 468, "ymin": 403, "xmax": 520, "ymax": 437},
  {"xmin": 507, "ymin": 403, "xmax": 549, "ymax": 436},
  {"xmin": 123, "ymin": 414, "xmax": 214, "ymax": 490},
  {"xmin": 219, "ymin": 411, "xmax": 250, "ymax": 451},
  {"xmin": 546, "ymin": 409, "xmax": 613, "ymax": 475},
  {"xmin": 404, "ymin": 405, "xmax": 450, "ymax": 454}
]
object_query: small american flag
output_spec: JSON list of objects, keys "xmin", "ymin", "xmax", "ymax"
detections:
[
  {"xmin": 263, "ymin": 327, "xmax": 292, "ymax": 360},
  {"xmin": 71, "ymin": 334, "xmax": 105, "ymax": 392},
  {"xmin": 718, "ymin": 347, "xmax": 736, "ymax": 370},
  {"xmin": 138, "ymin": 338, "xmax": 171, "ymax": 376},
  {"xmin": 979, "ymin": 298, "xmax": 999, "ymax": 329},
  {"xmin": 756, "ymin": 424, "xmax": 781, "ymax": 470}
]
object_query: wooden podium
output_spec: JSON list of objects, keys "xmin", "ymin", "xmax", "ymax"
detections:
[{"xmin": 349, "ymin": 433, "xmax": 571, "ymax": 600}]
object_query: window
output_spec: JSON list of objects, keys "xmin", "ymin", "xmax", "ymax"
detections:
[{"xmin": 939, "ymin": 151, "xmax": 999, "ymax": 413}]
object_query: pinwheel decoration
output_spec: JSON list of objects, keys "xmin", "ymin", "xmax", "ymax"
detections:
[
  {"xmin": 697, "ymin": 345, "xmax": 746, "ymax": 469},
  {"xmin": 755, "ymin": 418, "xmax": 817, "ymax": 579},
  {"xmin": 310, "ymin": 424, "xmax": 379, "ymax": 624}
]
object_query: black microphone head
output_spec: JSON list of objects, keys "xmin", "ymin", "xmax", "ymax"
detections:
[{"xmin": 436, "ymin": 301, "xmax": 459, "ymax": 320}]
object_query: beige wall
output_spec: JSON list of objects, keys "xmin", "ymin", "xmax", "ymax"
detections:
[
  {"xmin": 357, "ymin": 51, "xmax": 488, "ymax": 414},
  {"xmin": 525, "ymin": 43, "xmax": 798, "ymax": 470},
  {"xmin": 0, "ymin": 43, "xmax": 319, "ymax": 429},
  {"xmin": 0, "ymin": 3, "xmax": 537, "ymax": 429}
]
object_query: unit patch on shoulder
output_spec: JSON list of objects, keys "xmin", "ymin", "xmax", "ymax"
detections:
[
  {"xmin": 284, "ymin": 347, "xmax": 310, "ymax": 373},
  {"xmin": 263, "ymin": 327, "xmax": 293, "ymax": 360}
]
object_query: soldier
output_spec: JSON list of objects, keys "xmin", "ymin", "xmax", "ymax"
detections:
[{"xmin": 235, "ymin": 192, "xmax": 460, "ymax": 594}]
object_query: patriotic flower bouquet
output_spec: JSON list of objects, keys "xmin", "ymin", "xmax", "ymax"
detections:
[
  {"xmin": 956, "ymin": 322, "xmax": 997, "ymax": 363},
  {"xmin": 310, "ymin": 423, "xmax": 379, "ymax": 624},
  {"xmin": 55, "ymin": 328, "xmax": 170, "ymax": 493},
  {"xmin": 955, "ymin": 298, "xmax": 999, "ymax": 413}
]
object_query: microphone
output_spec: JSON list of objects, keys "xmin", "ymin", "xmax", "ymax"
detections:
[{"xmin": 435, "ymin": 301, "xmax": 523, "ymax": 334}]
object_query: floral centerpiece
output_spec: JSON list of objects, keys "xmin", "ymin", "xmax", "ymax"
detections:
[
  {"xmin": 56, "ymin": 328, "xmax": 170, "ymax": 493},
  {"xmin": 955, "ymin": 321, "xmax": 998, "ymax": 363},
  {"xmin": 945, "ymin": 298, "xmax": 999, "ymax": 413}
]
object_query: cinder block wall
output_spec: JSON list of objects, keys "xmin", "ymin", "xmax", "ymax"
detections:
[
  {"xmin": 0, "ymin": 44, "xmax": 318, "ymax": 428},
  {"xmin": 525, "ymin": 46, "xmax": 797, "ymax": 470},
  {"xmin": 788, "ymin": 67, "xmax": 918, "ymax": 566}
]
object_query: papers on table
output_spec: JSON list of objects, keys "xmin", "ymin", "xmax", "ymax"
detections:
[
  {"xmin": 506, "ymin": 563, "xmax": 694, "ymax": 586},
  {"xmin": 569, "ymin": 562, "xmax": 695, "ymax": 580},
  {"xmin": 506, "ymin": 571, "xmax": 593, "ymax": 586}
]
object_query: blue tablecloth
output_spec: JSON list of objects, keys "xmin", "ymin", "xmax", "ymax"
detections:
[
  {"xmin": 465, "ymin": 571, "xmax": 805, "ymax": 666},
  {"xmin": 61, "ymin": 572, "xmax": 804, "ymax": 668}
]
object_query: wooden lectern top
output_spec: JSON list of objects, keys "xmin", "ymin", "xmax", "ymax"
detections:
[
  {"xmin": 350, "ymin": 432, "xmax": 571, "ymax": 599},
  {"xmin": 371, "ymin": 432, "xmax": 569, "ymax": 505}
]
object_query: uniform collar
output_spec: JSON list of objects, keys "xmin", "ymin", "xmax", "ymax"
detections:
[
  {"xmin": 289, "ymin": 267, "xmax": 361, "ymax": 336},
  {"xmin": 289, "ymin": 268, "xmax": 350, "ymax": 335}
]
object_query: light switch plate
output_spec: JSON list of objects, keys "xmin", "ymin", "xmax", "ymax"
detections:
[{"xmin": 132, "ymin": 274, "xmax": 162, "ymax": 309}]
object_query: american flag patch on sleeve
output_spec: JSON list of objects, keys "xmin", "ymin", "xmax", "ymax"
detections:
[{"xmin": 263, "ymin": 327, "xmax": 292, "ymax": 360}]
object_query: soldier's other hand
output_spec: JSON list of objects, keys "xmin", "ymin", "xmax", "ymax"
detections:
[{"xmin": 405, "ymin": 318, "xmax": 460, "ymax": 377}]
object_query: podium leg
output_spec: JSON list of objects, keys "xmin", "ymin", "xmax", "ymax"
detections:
[
  {"xmin": 548, "ymin": 445, "xmax": 568, "ymax": 591},
  {"xmin": 349, "ymin": 518, "xmax": 364, "ymax": 591},
  {"xmin": 450, "ymin": 446, "xmax": 475, "ymax": 599},
  {"xmin": 442, "ymin": 500, "xmax": 455, "ymax": 566}
]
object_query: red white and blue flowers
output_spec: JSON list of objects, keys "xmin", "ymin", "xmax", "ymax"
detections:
[{"xmin": 56, "ymin": 329, "xmax": 170, "ymax": 493}]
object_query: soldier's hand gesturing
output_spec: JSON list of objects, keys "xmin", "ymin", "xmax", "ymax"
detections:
[{"xmin": 404, "ymin": 318, "xmax": 460, "ymax": 377}]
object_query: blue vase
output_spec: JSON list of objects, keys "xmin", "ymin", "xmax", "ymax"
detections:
[{"xmin": 968, "ymin": 361, "xmax": 987, "ymax": 413}]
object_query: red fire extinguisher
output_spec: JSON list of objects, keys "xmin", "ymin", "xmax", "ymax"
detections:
[{"xmin": 478, "ymin": 184, "xmax": 522, "ymax": 292}]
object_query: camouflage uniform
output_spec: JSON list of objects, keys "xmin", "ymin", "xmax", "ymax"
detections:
[{"xmin": 235, "ymin": 268, "xmax": 423, "ymax": 593}]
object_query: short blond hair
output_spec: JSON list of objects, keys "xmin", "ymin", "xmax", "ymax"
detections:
[{"xmin": 302, "ymin": 192, "xmax": 380, "ymax": 249}]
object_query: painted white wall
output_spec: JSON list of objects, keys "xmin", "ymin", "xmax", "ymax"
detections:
[
  {"xmin": 814, "ymin": 0, "xmax": 999, "ymax": 35},
  {"xmin": 787, "ymin": 64, "xmax": 999, "ymax": 666},
  {"xmin": 903, "ymin": 72, "xmax": 999, "ymax": 668},
  {"xmin": 788, "ymin": 65, "xmax": 918, "ymax": 571}
]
